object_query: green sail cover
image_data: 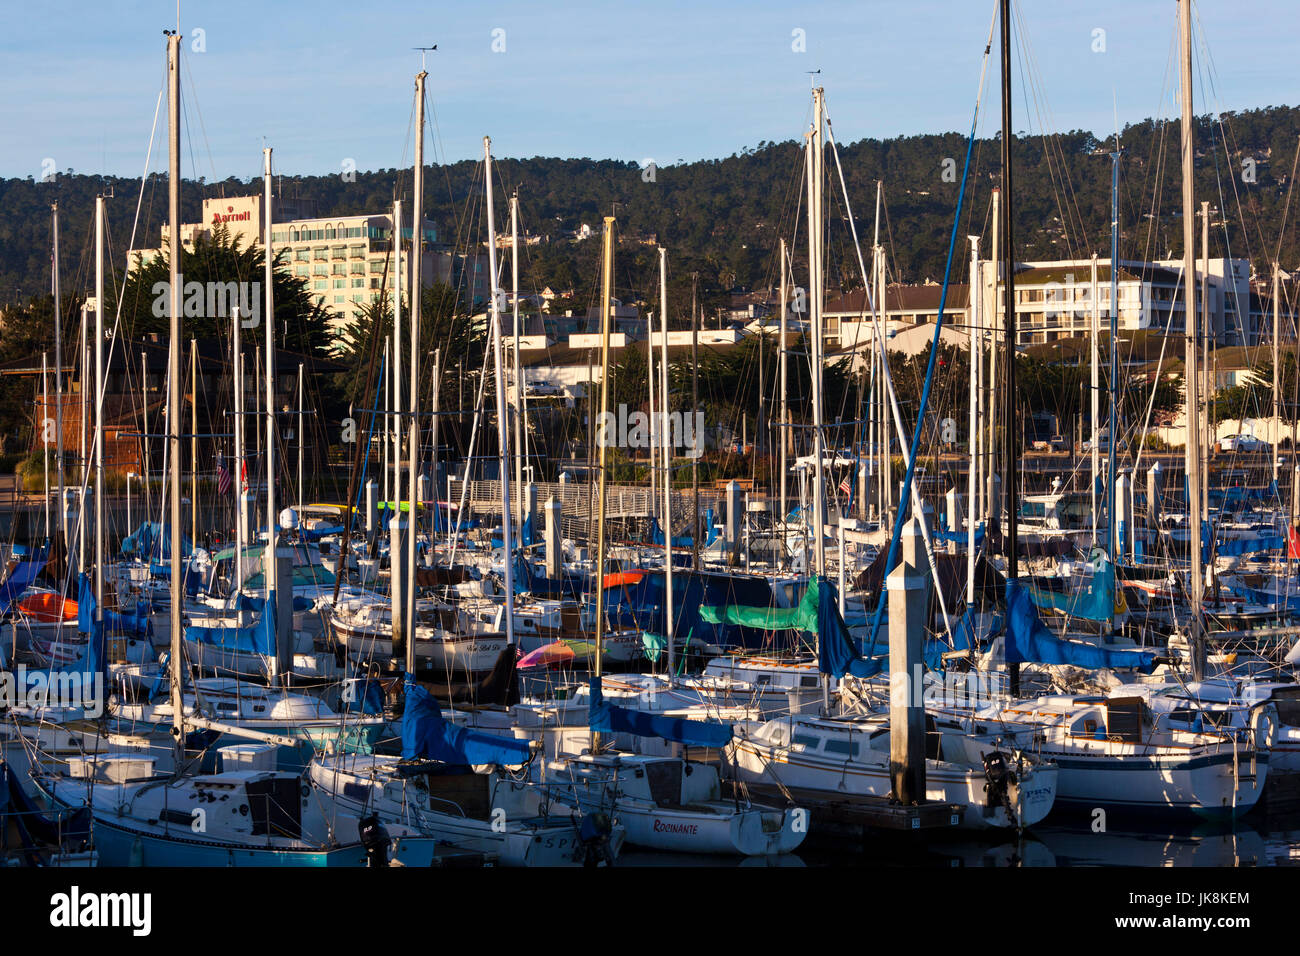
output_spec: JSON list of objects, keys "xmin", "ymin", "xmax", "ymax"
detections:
[{"xmin": 700, "ymin": 576, "xmax": 880, "ymax": 679}]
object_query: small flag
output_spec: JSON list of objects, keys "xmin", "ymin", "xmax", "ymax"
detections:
[
  {"xmin": 839, "ymin": 476, "xmax": 852, "ymax": 496},
  {"xmin": 217, "ymin": 457, "xmax": 232, "ymax": 495},
  {"xmin": 240, "ymin": 460, "xmax": 249, "ymax": 493}
]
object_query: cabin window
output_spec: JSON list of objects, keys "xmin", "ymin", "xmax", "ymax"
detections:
[
  {"xmin": 823, "ymin": 738, "xmax": 859, "ymax": 758},
  {"xmin": 800, "ymin": 676, "xmax": 820, "ymax": 689},
  {"xmin": 791, "ymin": 734, "xmax": 820, "ymax": 751}
]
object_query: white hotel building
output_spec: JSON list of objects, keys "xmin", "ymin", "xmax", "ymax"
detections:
[{"xmin": 131, "ymin": 195, "xmax": 447, "ymax": 334}]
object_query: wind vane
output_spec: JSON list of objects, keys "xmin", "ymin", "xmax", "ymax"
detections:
[{"xmin": 413, "ymin": 45, "xmax": 437, "ymax": 70}]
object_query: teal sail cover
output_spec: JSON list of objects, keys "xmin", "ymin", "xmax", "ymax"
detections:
[
  {"xmin": 1029, "ymin": 547, "xmax": 1118, "ymax": 623},
  {"xmin": 1006, "ymin": 580, "xmax": 1156, "ymax": 672},
  {"xmin": 401, "ymin": 674, "xmax": 531, "ymax": 766},
  {"xmin": 587, "ymin": 674, "xmax": 733, "ymax": 747}
]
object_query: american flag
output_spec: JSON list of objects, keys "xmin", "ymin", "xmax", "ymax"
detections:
[
  {"xmin": 217, "ymin": 457, "xmax": 232, "ymax": 495},
  {"xmin": 839, "ymin": 476, "xmax": 852, "ymax": 496}
]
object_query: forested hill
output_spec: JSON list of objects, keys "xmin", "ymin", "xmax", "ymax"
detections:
[{"xmin": 2, "ymin": 105, "xmax": 1297, "ymax": 312}]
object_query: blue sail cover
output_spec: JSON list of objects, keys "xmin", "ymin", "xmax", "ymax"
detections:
[
  {"xmin": 1029, "ymin": 548, "xmax": 1116, "ymax": 623},
  {"xmin": 587, "ymin": 675, "xmax": 733, "ymax": 747},
  {"xmin": 1005, "ymin": 580, "xmax": 1156, "ymax": 672},
  {"xmin": 400, "ymin": 675, "xmax": 531, "ymax": 766},
  {"xmin": 1205, "ymin": 535, "xmax": 1284, "ymax": 562},
  {"xmin": 186, "ymin": 593, "xmax": 277, "ymax": 657},
  {"xmin": 933, "ymin": 525, "xmax": 985, "ymax": 546},
  {"xmin": 0, "ymin": 559, "xmax": 46, "ymax": 616},
  {"xmin": 343, "ymin": 668, "xmax": 385, "ymax": 715},
  {"xmin": 234, "ymin": 592, "xmax": 313, "ymax": 614},
  {"xmin": 77, "ymin": 575, "xmax": 153, "ymax": 639},
  {"xmin": 648, "ymin": 517, "xmax": 694, "ymax": 549},
  {"xmin": 813, "ymin": 577, "xmax": 882, "ymax": 679},
  {"xmin": 121, "ymin": 521, "xmax": 193, "ymax": 561}
]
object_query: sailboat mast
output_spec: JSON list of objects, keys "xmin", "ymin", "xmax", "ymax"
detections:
[
  {"xmin": 264, "ymin": 146, "xmax": 284, "ymax": 683},
  {"xmin": 52, "ymin": 204, "xmax": 65, "ymax": 550},
  {"xmin": 233, "ymin": 309, "xmax": 244, "ymax": 594},
  {"xmin": 1108, "ymin": 151, "xmax": 1120, "ymax": 563},
  {"xmin": 41, "ymin": 354, "xmax": 49, "ymax": 541},
  {"xmin": 779, "ymin": 239, "xmax": 788, "ymax": 539},
  {"xmin": 94, "ymin": 195, "xmax": 105, "ymax": 615},
  {"xmin": 484, "ymin": 137, "xmax": 516, "ymax": 645},
  {"xmin": 190, "ymin": 340, "xmax": 198, "ymax": 548},
  {"xmin": 809, "ymin": 87, "xmax": 826, "ymax": 577},
  {"xmin": 408, "ymin": 70, "xmax": 425, "ymax": 658},
  {"xmin": 999, "ymin": 0, "xmax": 1020, "ymax": 692},
  {"xmin": 658, "ymin": 247, "xmax": 674, "ymax": 675},
  {"xmin": 165, "ymin": 31, "xmax": 185, "ymax": 752},
  {"xmin": 391, "ymin": 200, "xmax": 406, "ymax": 665},
  {"xmin": 1179, "ymin": 0, "xmax": 1205, "ymax": 680},
  {"xmin": 1091, "ymin": 254, "xmax": 1100, "ymax": 541},
  {"xmin": 510, "ymin": 192, "xmax": 523, "ymax": 530},
  {"xmin": 593, "ymin": 215, "xmax": 616, "ymax": 688}
]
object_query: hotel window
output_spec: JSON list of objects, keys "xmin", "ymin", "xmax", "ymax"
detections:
[
  {"xmin": 332, "ymin": 246, "xmax": 346, "ymax": 260},
  {"xmin": 350, "ymin": 244, "xmax": 365, "ymax": 258},
  {"xmin": 313, "ymin": 265, "xmax": 328, "ymax": 276},
  {"xmin": 333, "ymin": 279, "xmax": 346, "ymax": 289},
  {"xmin": 294, "ymin": 250, "xmax": 309, "ymax": 261},
  {"xmin": 370, "ymin": 278, "xmax": 381, "ymax": 289},
  {"xmin": 350, "ymin": 262, "xmax": 364, "ymax": 275},
  {"xmin": 352, "ymin": 278, "xmax": 364, "ymax": 288},
  {"xmin": 325, "ymin": 227, "xmax": 336, "ymax": 239},
  {"xmin": 370, "ymin": 260, "xmax": 386, "ymax": 273},
  {"xmin": 313, "ymin": 280, "xmax": 326, "ymax": 290},
  {"xmin": 313, "ymin": 246, "xmax": 328, "ymax": 260},
  {"xmin": 332, "ymin": 264, "xmax": 346, "ymax": 275},
  {"xmin": 295, "ymin": 266, "xmax": 308, "ymax": 277},
  {"xmin": 334, "ymin": 295, "xmax": 344, "ymax": 304}
]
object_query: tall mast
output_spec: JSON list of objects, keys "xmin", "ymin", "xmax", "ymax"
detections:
[
  {"xmin": 1274, "ymin": 262, "xmax": 1281, "ymax": 481},
  {"xmin": 407, "ymin": 70, "xmax": 425, "ymax": 660},
  {"xmin": 779, "ymin": 239, "xmax": 789, "ymax": 541},
  {"xmin": 510, "ymin": 192, "xmax": 523, "ymax": 530},
  {"xmin": 263, "ymin": 146, "xmax": 284, "ymax": 683},
  {"xmin": 391, "ymin": 200, "xmax": 405, "ymax": 665},
  {"xmin": 190, "ymin": 340, "xmax": 198, "ymax": 549},
  {"xmin": 297, "ymin": 362, "xmax": 304, "ymax": 508},
  {"xmin": 52, "ymin": 204, "xmax": 65, "ymax": 550},
  {"xmin": 691, "ymin": 274, "xmax": 700, "ymax": 570},
  {"xmin": 94, "ymin": 195, "xmax": 105, "ymax": 616},
  {"xmin": 1108, "ymin": 150, "xmax": 1120, "ymax": 564},
  {"xmin": 593, "ymin": 216, "xmax": 616, "ymax": 705},
  {"xmin": 41, "ymin": 354, "xmax": 49, "ymax": 541},
  {"xmin": 165, "ymin": 31, "xmax": 184, "ymax": 753},
  {"xmin": 484, "ymin": 137, "xmax": 516, "ymax": 645},
  {"xmin": 967, "ymin": 236, "xmax": 981, "ymax": 605},
  {"xmin": 233, "ymin": 309, "xmax": 244, "ymax": 593},
  {"xmin": 999, "ymin": 0, "xmax": 1020, "ymax": 692},
  {"xmin": 658, "ymin": 247, "xmax": 674, "ymax": 675},
  {"xmin": 808, "ymin": 87, "xmax": 826, "ymax": 577},
  {"xmin": 1179, "ymin": 0, "xmax": 1205, "ymax": 680},
  {"xmin": 1090, "ymin": 254, "xmax": 1100, "ymax": 541}
]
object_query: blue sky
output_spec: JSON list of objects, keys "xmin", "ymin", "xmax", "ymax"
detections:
[{"xmin": 1, "ymin": 0, "xmax": 1295, "ymax": 180}]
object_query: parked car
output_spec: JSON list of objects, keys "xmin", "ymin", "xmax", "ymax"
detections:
[
  {"xmin": 1218, "ymin": 434, "xmax": 1271, "ymax": 454},
  {"xmin": 1080, "ymin": 431, "xmax": 1127, "ymax": 453}
]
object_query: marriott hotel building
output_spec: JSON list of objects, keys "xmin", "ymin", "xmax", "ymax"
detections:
[{"xmin": 130, "ymin": 195, "xmax": 449, "ymax": 336}]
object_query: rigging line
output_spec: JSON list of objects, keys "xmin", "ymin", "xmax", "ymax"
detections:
[{"xmin": 867, "ymin": 22, "xmax": 991, "ymax": 658}]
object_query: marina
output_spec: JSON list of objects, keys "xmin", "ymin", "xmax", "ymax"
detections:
[{"xmin": 3, "ymin": 5, "xmax": 1300, "ymax": 938}]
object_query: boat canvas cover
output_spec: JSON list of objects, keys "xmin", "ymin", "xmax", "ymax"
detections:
[
  {"xmin": 1005, "ymin": 580, "xmax": 1156, "ymax": 672},
  {"xmin": 121, "ymin": 521, "xmax": 193, "ymax": 560},
  {"xmin": 400, "ymin": 675, "xmax": 531, "ymax": 767},
  {"xmin": 699, "ymin": 575, "xmax": 881, "ymax": 679},
  {"xmin": 186, "ymin": 592, "xmax": 278, "ymax": 657},
  {"xmin": 0, "ymin": 559, "xmax": 46, "ymax": 616},
  {"xmin": 77, "ymin": 574, "xmax": 152, "ymax": 638},
  {"xmin": 587, "ymin": 674, "xmax": 733, "ymax": 748},
  {"xmin": 1029, "ymin": 547, "xmax": 1123, "ymax": 622}
]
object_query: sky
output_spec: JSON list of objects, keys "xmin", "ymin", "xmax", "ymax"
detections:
[{"xmin": 1, "ymin": 0, "xmax": 1296, "ymax": 181}]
